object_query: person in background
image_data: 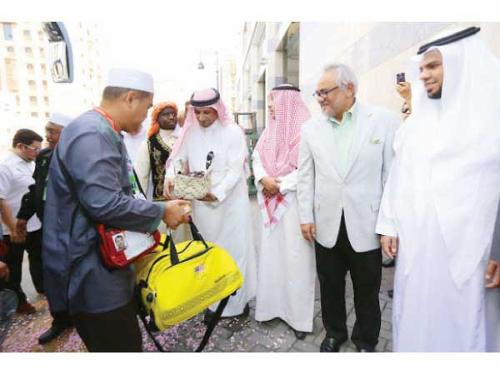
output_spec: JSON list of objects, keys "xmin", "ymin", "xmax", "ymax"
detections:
[
  {"xmin": 16, "ymin": 113, "xmax": 74, "ymax": 344},
  {"xmin": 298, "ymin": 63, "xmax": 400, "ymax": 352},
  {"xmin": 135, "ymin": 102, "xmax": 180, "ymax": 200},
  {"xmin": 122, "ymin": 118, "xmax": 148, "ymax": 167},
  {"xmin": 377, "ymin": 27, "xmax": 500, "ymax": 351},
  {"xmin": 0, "ymin": 129, "xmax": 44, "ymax": 314},
  {"xmin": 253, "ymin": 84, "xmax": 315, "ymax": 340},
  {"xmin": 165, "ymin": 88, "xmax": 257, "ymax": 323}
]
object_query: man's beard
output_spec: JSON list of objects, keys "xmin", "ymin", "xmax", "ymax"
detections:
[{"xmin": 427, "ymin": 87, "xmax": 442, "ymax": 99}]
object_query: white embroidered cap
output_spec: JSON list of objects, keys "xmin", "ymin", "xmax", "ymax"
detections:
[
  {"xmin": 105, "ymin": 68, "xmax": 154, "ymax": 94},
  {"xmin": 48, "ymin": 112, "xmax": 73, "ymax": 127}
]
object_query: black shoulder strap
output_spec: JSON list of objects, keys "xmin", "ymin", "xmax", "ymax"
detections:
[
  {"xmin": 133, "ymin": 168, "xmax": 147, "ymax": 198},
  {"xmin": 136, "ymin": 293, "xmax": 230, "ymax": 352},
  {"xmin": 195, "ymin": 296, "xmax": 230, "ymax": 352},
  {"xmin": 188, "ymin": 219, "xmax": 208, "ymax": 248},
  {"xmin": 137, "ymin": 308, "xmax": 165, "ymax": 352}
]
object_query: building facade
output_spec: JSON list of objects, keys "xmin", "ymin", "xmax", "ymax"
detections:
[
  {"xmin": 0, "ymin": 21, "xmax": 104, "ymax": 158},
  {"xmin": 0, "ymin": 22, "xmax": 52, "ymax": 135},
  {"xmin": 237, "ymin": 22, "xmax": 500, "ymax": 133}
]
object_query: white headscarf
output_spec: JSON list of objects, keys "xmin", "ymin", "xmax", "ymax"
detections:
[{"xmin": 400, "ymin": 29, "xmax": 500, "ymax": 288}]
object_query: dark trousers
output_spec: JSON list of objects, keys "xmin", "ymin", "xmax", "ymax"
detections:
[
  {"xmin": 315, "ymin": 215, "xmax": 382, "ymax": 349},
  {"xmin": 50, "ymin": 310, "xmax": 73, "ymax": 328},
  {"xmin": 4, "ymin": 229, "xmax": 44, "ymax": 304},
  {"xmin": 72, "ymin": 299, "xmax": 142, "ymax": 352}
]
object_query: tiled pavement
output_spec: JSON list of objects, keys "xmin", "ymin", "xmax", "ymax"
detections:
[
  {"xmin": 0, "ymin": 267, "xmax": 394, "ymax": 352},
  {"xmin": 201, "ymin": 267, "xmax": 395, "ymax": 353},
  {"xmin": 0, "ymin": 196, "xmax": 395, "ymax": 352}
]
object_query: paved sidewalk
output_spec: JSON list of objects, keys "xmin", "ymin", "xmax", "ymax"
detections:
[
  {"xmin": 199, "ymin": 267, "xmax": 394, "ymax": 353},
  {"xmin": 0, "ymin": 266, "xmax": 394, "ymax": 352},
  {"xmin": 0, "ymin": 196, "xmax": 394, "ymax": 352}
]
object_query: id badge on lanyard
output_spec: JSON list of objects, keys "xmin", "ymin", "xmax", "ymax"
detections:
[{"xmin": 127, "ymin": 157, "xmax": 145, "ymax": 200}]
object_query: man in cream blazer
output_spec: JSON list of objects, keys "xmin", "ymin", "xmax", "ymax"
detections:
[{"xmin": 297, "ymin": 63, "xmax": 400, "ymax": 352}]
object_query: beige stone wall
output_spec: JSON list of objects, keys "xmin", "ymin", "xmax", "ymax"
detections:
[
  {"xmin": 299, "ymin": 22, "xmax": 500, "ymax": 116},
  {"xmin": 238, "ymin": 22, "xmax": 500, "ymax": 128}
]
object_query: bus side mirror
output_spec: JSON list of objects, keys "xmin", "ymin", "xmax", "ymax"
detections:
[
  {"xmin": 49, "ymin": 41, "xmax": 70, "ymax": 82},
  {"xmin": 43, "ymin": 22, "xmax": 73, "ymax": 83}
]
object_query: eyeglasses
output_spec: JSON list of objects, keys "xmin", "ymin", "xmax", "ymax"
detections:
[
  {"xmin": 23, "ymin": 144, "xmax": 41, "ymax": 152},
  {"xmin": 313, "ymin": 86, "xmax": 340, "ymax": 98}
]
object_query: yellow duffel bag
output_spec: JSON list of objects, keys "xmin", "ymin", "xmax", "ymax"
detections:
[{"xmin": 134, "ymin": 220, "xmax": 243, "ymax": 352}]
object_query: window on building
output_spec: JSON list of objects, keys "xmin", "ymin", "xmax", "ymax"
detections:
[
  {"xmin": 25, "ymin": 47, "xmax": 33, "ymax": 58},
  {"xmin": 39, "ymin": 47, "xmax": 45, "ymax": 58},
  {"xmin": 41, "ymin": 64, "xmax": 47, "ymax": 75},
  {"xmin": 38, "ymin": 30, "xmax": 44, "ymax": 41},
  {"xmin": 7, "ymin": 46, "xmax": 14, "ymax": 53},
  {"xmin": 45, "ymin": 112, "xmax": 50, "ymax": 118},
  {"xmin": 30, "ymin": 112, "xmax": 38, "ymax": 118},
  {"xmin": 42, "ymin": 80, "xmax": 48, "ymax": 90},
  {"xmin": 23, "ymin": 30, "xmax": 31, "ymax": 40},
  {"xmin": 28, "ymin": 80, "xmax": 36, "ymax": 90},
  {"xmin": 3, "ymin": 23, "xmax": 14, "ymax": 41},
  {"xmin": 29, "ymin": 96, "xmax": 37, "ymax": 105},
  {"xmin": 27, "ymin": 63, "xmax": 34, "ymax": 74},
  {"xmin": 15, "ymin": 95, "xmax": 20, "ymax": 106},
  {"xmin": 44, "ymin": 96, "xmax": 49, "ymax": 106},
  {"xmin": 5, "ymin": 58, "xmax": 18, "ymax": 92}
]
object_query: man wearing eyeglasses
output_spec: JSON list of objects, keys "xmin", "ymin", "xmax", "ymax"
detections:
[
  {"xmin": 297, "ymin": 63, "xmax": 400, "ymax": 352},
  {"xmin": 0, "ymin": 128, "xmax": 44, "ymax": 315}
]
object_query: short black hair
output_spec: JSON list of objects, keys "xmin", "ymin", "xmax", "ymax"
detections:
[
  {"xmin": 12, "ymin": 128, "xmax": 43, "ymax": 148},
  {"xmin": 102, "ymin": 86, "xmax": 151, "ymax": 101}
]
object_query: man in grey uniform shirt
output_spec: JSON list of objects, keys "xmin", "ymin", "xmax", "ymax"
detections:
[{"xmin": 42, "ymin": 68, "xmax": 190, "ymax": 352}]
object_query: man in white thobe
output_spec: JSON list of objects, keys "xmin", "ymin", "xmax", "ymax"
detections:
[
  {"xmin": 253, "ymin": 84, "xmax": 316, "ymax": 340},
  {"xmin": 122, "ymin": 119, "xmax": 147, "ymax": 167},
  {"xmin": 376, "ymin": 26, "xmax": 500, "ymax": 352},
  {"xmin": 166, "ymin": 88, "xmax": 257, "ymax": 319}
]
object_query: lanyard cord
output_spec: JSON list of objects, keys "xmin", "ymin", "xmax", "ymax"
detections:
[{"xmin": 94, "ymin": 107, "xmax": 121, "ymax": 133}]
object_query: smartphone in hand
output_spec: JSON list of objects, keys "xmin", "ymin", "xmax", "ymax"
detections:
[{"xmin": 396, "ymin": 72, "xmax": 406, "ymax": 84}]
